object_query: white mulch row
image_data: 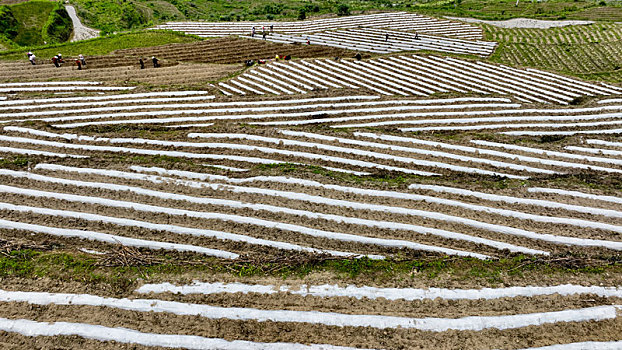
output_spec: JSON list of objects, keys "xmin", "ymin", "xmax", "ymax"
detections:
[
  {"xmin": 0, "ymin": 218, "xmax": 238, "ymax": 258},
  {"xmin": 0, "ymin": 317, "xmax": 365, "ymax": 350},
  {"xmin": 155, "ymin": 12, "xmax": 484, "ymax": 40},
  {"xmin": 0, "ymin": 289, "xmax": 619, "ymax": 331},
  {"xmin": 136, "ymin": 281, "xmax": 622, "ymax": 300},
  {"xmin": 1, "ymin": 169, "xmax": 489, "ymax": 259},
  {"xmin": 224, "ymin": 56, "xmax": 617, "ymax": 102},
  {"xmin": 0, "ymin": 91, "xmax": 212, "ymax": 106},
  {"xmin": 188, "ymin": 132, "xmax": 521, "ymax": 178},
  {"xmin": 0, "ymin": 201, "xmax": 370, "ymax": 259}
]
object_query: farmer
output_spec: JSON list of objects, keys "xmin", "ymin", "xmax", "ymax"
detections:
[
  {"xmin": 415, "ymin": 32, "xmax": 419, "ymax": 40},
  {"xmin": 306, "ymin": 36, "xmax": 310, "ymax": 45},
  {"xmin": 152, "ymin": 56, "xmax": 160, "ymax": 68},
  {"xmin": 385, "ymin": 33, "xmax": 389, "ymax": 42},
  {"xmin": 52, "ymin": 55, "xmax": 59, "ymax": 68},
  {"xmin": 354, "ymin": 52, "xmax": 362, "ymax": 61},
  {"xmin": 28, "ymin": 53, "xmax": 36, "ymax": 65},
  {"xmin": 75, "ymin": 58, "xmax": 82, "ymax": 70},
  {"xmin": 139, "ymin": 58, "xmax": 145, "ymax": 69},
  {"xmin": 57, "ymin": 53, "xmax": 63, "ymax": 64},
  {"xmin": 262, "ymin": 31, "xmax": 267, "ymax": 40},
  {"xmin": 270, "ymin": 24, "xmax": 274, "ymax": 33},
  {"xmin": 78, "ymin": 54, "xmax": 87, "ymax": 66},
  {"xmin": 251, "ymin": 26, "xmax": 256, "ymax": 37}
]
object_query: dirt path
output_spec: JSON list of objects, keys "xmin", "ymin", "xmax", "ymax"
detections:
[{"xmin": 65, "ymin": 5, "xmax": 99, "ymax": 42}]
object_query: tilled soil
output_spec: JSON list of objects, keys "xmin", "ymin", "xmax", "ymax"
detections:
[
  {"xmin": 0, "ymin": 63, "xmax": 621, "ymax": 349},
  {"xmin": 0, "ymin": 300, "xmax": 620, "ymax": 350}
]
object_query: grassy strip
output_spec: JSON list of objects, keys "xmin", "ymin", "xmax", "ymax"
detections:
[
  {"xmin": 0, "ymin": 30, "xmax": 201, "ymax": 60},
  {"xmin": 0, "ymin": 248, "xmax": 618, "ymax": 293}
]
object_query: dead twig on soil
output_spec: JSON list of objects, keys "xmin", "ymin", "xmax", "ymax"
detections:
[
  {"xmin": 0, "ymin": 238, "xmax": 52, "ymax": 257},
  {"xmin": 96, "ymin": 245, "xmax": 164, "ymax": 268}
]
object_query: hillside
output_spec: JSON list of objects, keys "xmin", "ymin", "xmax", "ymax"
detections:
[
  {"xmin": 70, "ymin": 0, "xmax": 622, "ymax": 33},
  {"xmin": 0, "ymin": 9, "xmax": 621, "ymax": 350},
  {"xmin": 1, "ymin": 0, "xmax": 72, "ymax": 47}
]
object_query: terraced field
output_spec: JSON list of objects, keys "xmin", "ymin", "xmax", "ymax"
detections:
[
  {"xmin": 219, "ymin": 54, "xmax": 619, "ymax": 101},
  {"xmin": 0, "ymin": 12, "xmax": 621, "ymax": 350},
  {"xmin": 486, "ymin": 22, "xmax": 622, "ymax": 82},
  {"xmin": 156, "ymin": 12, "xmax": 485, "ymax": 40}
]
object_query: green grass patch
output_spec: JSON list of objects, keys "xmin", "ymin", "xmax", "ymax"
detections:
[
  {"xmin": 0, "ymin": 249, "xmax": 618, "ymax": 292},
  {"xmin": 0, "ymin": 156, "xmax": 32, "ymax": 168},
  {"xmin": 41, "ymin": 1, "xmax": 72, "ymax": 44},
  {"xmin": 0, "ymin": 30, "xmax": 200, "ymax": 60},
  {"xmin": 9, "ymin": 0, "xmax": 56, "ymax": 46}
]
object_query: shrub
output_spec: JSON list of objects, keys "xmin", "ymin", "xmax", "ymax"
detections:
[
  {"xmin": 298, "ymin": 8, "xmax": 306, "ymax": 20},
  {"xmin": 336, "ymin": 3, "xmax": 350, "ymax": 16},
  {"xmin": 0, "ymin": 6, "xmax": 18, "ymax": 39}
]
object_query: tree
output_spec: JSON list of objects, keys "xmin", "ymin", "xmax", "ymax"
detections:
[{"xmin": 336, "ymin": 3, "xmax": 350, "ymax": 16}]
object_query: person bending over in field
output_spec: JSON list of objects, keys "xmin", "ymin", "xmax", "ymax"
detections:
[
  {"xmin": 52, "ymin": 56, "xmax": 60, "ymax": 68},
  {"xmin": 27, "ymin": 52, "xmax": 36, "ymax": 65},
  {"xmin": 74, "ymin": 59, "xmax": 82, "ymax": 70},
  {"xmin": 152, "ymin": 56, "xmax": 160, "ymax": 68},
  {"xmin": 79, "ymin": 54, "xmax": 87, "ymax": 66},
  {"xmin": 139, "ymin": 58, "xmax": 145, "ymax": 69}
]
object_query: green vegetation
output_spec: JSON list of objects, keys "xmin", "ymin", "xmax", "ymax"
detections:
[
  {"xmin": 0, "ymin": 5, "xmax": 19, "ymax": 40},
  {"xmin": 41, "ymin": 1, "xmax": 73, "ymax": 44},
  {"xmin": 485, "ymin": 22, "xmax": 622, "ymax": 83},
  {"xmin": 0, "ymin": 30, "xmax": 199, "ymax": 60},
  {"xmin": 408, "ymin": 0, "xmax": 622, "ymax": 21},
  {"xmin": 8, "ymin": 0, "xmax": 56, "ymax": 46},
  {"xmin": 0, "ymin": 248, "xmax": 618, "ymax": 292},
  {"xmin": 73, "ymin": 0, "xmax": 149, "ymax": 35},
  {"xmin": 0, "ymin": 0, "xmax": 75, "ymax": 48},
  {"xmin": 65, "ymin": 0, "xmax": 622, "ymax": 34}
]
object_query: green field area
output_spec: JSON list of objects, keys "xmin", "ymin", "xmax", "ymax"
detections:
[
  {"xmin": 411, "ymin": 0, "xmax": 622, "ymax": 21},
  {"xmin": 0, "ymin": 0, "xmax": 73, "ymax": 47},
  {"xmin": 486, "ymin": 23, "xmax": 622, "ymax": 82},
  {"xmin": 70, "ymin": 0, "xmax": 622, "ymax": 33},
  {"xmin": 8, "ymin": 0, "xmax": 55, "ymax": 46},
  {"xmin": 0, "ymin": 30, "xmax": 200, "ymax": 60}
]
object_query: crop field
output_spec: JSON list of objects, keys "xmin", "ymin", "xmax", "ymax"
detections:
[
  {"xmin": 0, "ymin": 10, "xmax": 621, "ymax": 350},
  {"xmin": 156, "ymin": 12, "xmax": 485, "ymax": 40},
  {"xmin": 486, "ymin": 22, "xmax": 622, "ymax": 83}
]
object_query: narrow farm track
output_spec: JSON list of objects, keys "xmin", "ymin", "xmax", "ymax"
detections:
[{"xmin": 0, "ymin": 17, "xmax": 621, "ymax": 346}]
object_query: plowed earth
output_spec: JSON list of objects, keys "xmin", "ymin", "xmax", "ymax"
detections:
[{"xmin": 0, "ymin": 39, "xmax": 620, "ymax": 350}]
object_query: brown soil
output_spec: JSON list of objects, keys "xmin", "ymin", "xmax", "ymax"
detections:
[{"xmin": 0, "ymin": 46, "xmax": 621, "ymax": 349}]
